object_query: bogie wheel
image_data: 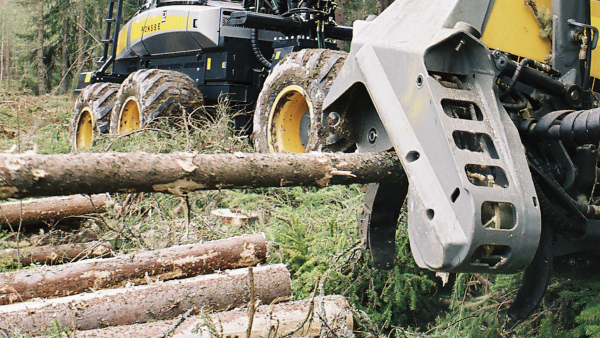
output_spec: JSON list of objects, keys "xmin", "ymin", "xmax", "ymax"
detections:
[
  {"xmin": 253, "ymin": 49, "xmax": 349, "ymax": 153},
  {"xmin": 70, "ymin": 82, "xmax": 120, "ymax": 150},
  {"xmin": 109, "ymin": 69, "xmax": 203, "ymax": 135}
]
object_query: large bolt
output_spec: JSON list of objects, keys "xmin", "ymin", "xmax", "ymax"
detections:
[
  {"xmin": 368, "ymin": 127, "xmax": 378, "ymax": 144},
  {"xmin": 571, "ymin": 90, "xmax": 580, "ymax": 101},
  {"xmin": 327, "ymin": 111, "xmax": 341, "ymax": 127}
]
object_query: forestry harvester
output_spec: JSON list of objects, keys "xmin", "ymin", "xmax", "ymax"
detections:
[
  {"xmin": 71, "ymin": 0, "xmax": 351, "ymax": 149},
  {"xmin": 72, "ymin": 0, "xmax": 600, "ymax": 319}
]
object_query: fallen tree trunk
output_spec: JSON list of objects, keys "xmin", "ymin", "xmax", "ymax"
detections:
[
  {"xmin": 0, "ymin": 240, "xmax": 113, "ymax": 267},
  {"xmin": 72, "ymin": 295, "xmax": 353, "ymax": 338},
  {"xmin": 0, "ymin": 151, "xmax": 404, "ymax": 199},
  {"xmin": 0, "ymin": 264, "xmax": 290, "ymax": 335},
  {"xmin": 0, "ymin": 194, "xmax": 110, "ymax": 228},
  {"xmin": 0, "ymin": 233, "xmax": 267, "ymax": 305}
]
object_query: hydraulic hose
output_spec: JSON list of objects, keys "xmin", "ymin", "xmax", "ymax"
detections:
[
  {"xmin": 251, "ymin": 28, "xmax": 272, "ymax": 70},
  {"xmin": 501, "ymin": 91, "xmax": 528, "ymax": 111},
  {"xmin": 531, "ymin": 163, "xmax": 600, "ymax": 228},
  {"xmin": 501, "ymin": 59, "xmax": 539, "ymax": 99}
]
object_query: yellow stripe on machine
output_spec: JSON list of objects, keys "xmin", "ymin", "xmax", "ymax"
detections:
[
  {"xmin": 130, "ymin": 17, "xmax": 145, "ymax": 42},
  {"xmin": 589, "ymin": 1, "xmax": 600, "ymax": 79},
  {"xmin": 84, "ymin": 72, "xmax": 92, "ymax": 83},
  {"xmin": 482, "ymin": 0, "xmax": 552, "ymax": 62},
  {"xmin": 116, "ymin": 25, "xmax": 128, "ymax": 56},
  {"xmin": 207, "ymin": 58, "xmax": 211, "ymax": 70},
  {"xmin": 143, "ymin": 14, "xmax": 188, "ymax": 37}
]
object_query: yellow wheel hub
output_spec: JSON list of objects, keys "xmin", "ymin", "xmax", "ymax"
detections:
[
  {"xmin": 118, "ymin": 97, "xmax": 141, "ymax": 134},
  {"xmin": 267, "ymin": 85, "xmax": 313, "ymax": 153},
  {"xmin": 75, "ymin": 108, "xmax": 94, "ymax": 150}
]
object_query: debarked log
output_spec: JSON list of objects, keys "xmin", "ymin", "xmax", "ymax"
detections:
[
  {"xmin": 0, "ymin": 194, "xmax": 111, "ymax": 228},
  {"xmin": 0, "ymin": 151, "xmax": 405, "ymax": 199},
  {"xmin": 0, "ymin": 264, "xmax": 290, "ymax": 334},
  {"xmin": 0, "ymin": 240, "xmax": 113, "ymax": 267},
  {"xmin": 0, "ymin": 233, "xmax": 267, "ymax": 305},
  {"xmin": 72, "ymin": 295, "xmax": 353, "ymax": 338}
]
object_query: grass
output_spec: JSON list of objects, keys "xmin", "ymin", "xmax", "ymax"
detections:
[
  {"xmin": 0, "ymin": 91, "xmax": 436, "ymax": 336},
  {"xmin": 3, "ymin": 90, "xmax": 585, "ymax": 338}
]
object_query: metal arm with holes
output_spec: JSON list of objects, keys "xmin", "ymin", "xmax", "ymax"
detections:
[{"xmin": 322, "ymin": 0, "xmax": 600, "ymax": 319}]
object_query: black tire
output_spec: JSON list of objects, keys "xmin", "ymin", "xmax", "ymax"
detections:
[
  {"xmin": 109, "ymin": 69, "xmax": 203, "ymax": 134},
  {"xmin": 70, "ymin": 82, "xmax": 120, "ymax": 150},
  {"xmin": 253, "ymin": 49, "xmax": 348, "ymax": 153}
]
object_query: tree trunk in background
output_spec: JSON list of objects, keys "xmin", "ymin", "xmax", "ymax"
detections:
[
  {"xmin": 61, "ymin": 11, "xmax": 69, "ymax": 94},
  {"xmin": 0, "ymin": 152, "xmax": 405, "ymax": 199},
  {"xmin": 1, "ymin": 23, "xmax": 4, "ymax": 84},
  {"xmin": 336, "ymin": 0, "xmax": 347, "ymax": 50},
  {"xmin": 36, "ymin": 0, "xmax": 45, "ymax": 95},
  {"xmin": 377, "ymin": 0, "xmax": 393, "ymax": 14},
  {"xmin": 3, "ymin": 37, "xmax": 7, "ymax": 86},
  {"xmin": 77, "ymin": 0, "xmax": 85, "ymax": 75},
  {"xmin": 0, "ymin": 265, "xmax": 291, "ymax": 335}
]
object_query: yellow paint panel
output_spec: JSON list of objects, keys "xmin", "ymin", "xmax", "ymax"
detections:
[
  {"xmin": 142, "ymin": 14, "xmax": 188, "ymax": 37},
  {"xmin": 482, "ymin": 0, "xmax": 552, "ymax": 62},
  {"xmin": 590, "ymin": 1, "xmax": 600, "ymax": 79},
  {"xmin": 84, "ymin": 72, "xmax": 92, "ymax": 83},
  {"xmin": 275, "ymin": 51, "xmax": 281, "ymax": 60},
  {"xmin": 130, "ymin": 17, "xmax": 146, "ymax": 42},
  {"xmin": 207, "ymin": 58, "xmax": 211, "ymax": 70},
  {"xmin": 116, "ymin": 25, "xmax": 128, "ymax": 56}
]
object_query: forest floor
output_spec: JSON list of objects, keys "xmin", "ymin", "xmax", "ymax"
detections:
[{"xmin": 0, "ymin": 92, "xmax": 597, "ymax": 338}]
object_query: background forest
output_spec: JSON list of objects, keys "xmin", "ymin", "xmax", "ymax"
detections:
[{"xmin": 0, "ymin": 0, "xmax": 599, "ymax": 337}]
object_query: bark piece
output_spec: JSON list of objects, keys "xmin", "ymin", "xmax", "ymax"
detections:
[
  {"xmin": 0, "ymin": 151, "xmax": 405, "ymax": 199},
  {"xmin": 0, "ymin": 233, "xmax": 267, "ymax": 305},
  {"xmin": 0, "ymin": 264, "xmax": 290, "ymax": 335},
  {"xmin": 0, "ymin": 240, "xmax": 113, "ymax": 267},
  {"xmin": 71, "ymin": 295, "xmax": 353, "ymax": 338},
  {"xmin": 0, "ymin": 194, "xmax": 110, "ymax": 229},
  {"xmin": 211, "ymin": 208, "xmax": 259, "ymax": 227}
]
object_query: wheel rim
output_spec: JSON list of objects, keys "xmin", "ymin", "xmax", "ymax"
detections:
[
  {"xmin": 75, "ymin": 108, "xmax": 94, "ymax": 149},
  {"xmin": 118, "ymin": 97, "xmax": 141, "ymax": 134},
  {"xmin": 267, "ymin": 85, "xmax": 313, "ymax": 153}
]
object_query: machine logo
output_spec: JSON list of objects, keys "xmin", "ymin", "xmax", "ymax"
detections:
[{"xmin": 162, "ymin": 11, "xmax": 167, "ymax": 23}]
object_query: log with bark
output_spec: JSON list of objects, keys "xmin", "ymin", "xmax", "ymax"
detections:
[
  {"xmin": 0, "ymin": 233, "xmax": 267, "ymax": 305},
  {"xmin": 0, "ymin": 264, "xmax": 290, "ymax": 335},
  {"xmin": 0, "ymin": 240, "xmax": 113, "ymax": 267},
  {"xmin": 0, "ymin": 194, "xmax": 110, "ymax": 229},
  {"xmin": 71, "ymin": 295, "xmax": 353, "ymax": 338},
  {"xmin": 0, "ymin": 151, "xmax": 405, "ymax": 199}
]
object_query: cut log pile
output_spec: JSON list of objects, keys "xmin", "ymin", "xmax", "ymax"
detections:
[
  {"xmin": 0, "ymin": 264, "xmax": 291, "ymax": 334},
  {"xmin": 0, "ymin": 151, "xmax": 370, "ymax": 336},
  {"xmin": 0, "ymin": 233, "xmax": 354, "ymax": 337},
  {"xmin": 0, "ymin": 233, "xmax": 268, "ymax": 305}
]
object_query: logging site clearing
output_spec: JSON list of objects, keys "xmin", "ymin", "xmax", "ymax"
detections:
[
  {"xmin": 0, "ymin": 94, "xmax": 399, "ymax": 337},
  {"xmin": 0, "ymin": 93, "xmax": 597, "ymax": 338}
]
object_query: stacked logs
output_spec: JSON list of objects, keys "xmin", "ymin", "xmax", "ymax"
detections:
[{"xmin": 0, "ymin": 233, "xmax": 354, "ymax": 336}]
